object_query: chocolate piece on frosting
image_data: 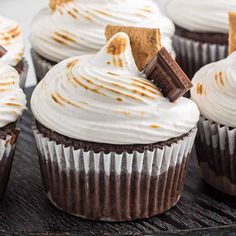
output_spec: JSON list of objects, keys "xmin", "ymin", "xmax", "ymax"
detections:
[
  {"xmin": 145, "ymin": 47, "xmax": 192, "ymax": 102},
  {"xmin": 105, "ymin": 25, "xmax": 161, "ymax": 71},
  {"xmin": 229, "ymin": 11, "xmax": 236, "ymax": 54},
  {"xmin": 0, "ymin": 46, "xmax": 7, "ymax": 58}
]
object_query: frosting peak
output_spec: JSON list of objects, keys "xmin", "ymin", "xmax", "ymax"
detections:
[
  {"xmin": 166, "ymin": 0, "xmax": 236, "ymax": 33},
  {"xmin": 31, "ymin": 33, "xmax": 199, "ymax": 144},
  {"xmin": 30, "ymin": 0, "xmax": 175, "ymax": 62},
  {"xmin": 0, "ymin": 15, "xmax": 24, "ymax": 66},
  {"xmin": 191, "ymin": 52, "xmax": 236, "ymax": 127}
]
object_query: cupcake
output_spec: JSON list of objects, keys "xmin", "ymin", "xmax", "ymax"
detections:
[
  {"xmin": 0, "ymin": 15, "xmax": 28, "ymax": 89},
  {"xmin": 31, "ymin": 28, "xmax": 199, "ymax": 221},
  {"xmin": 165, "ymin": 0, "xmax": 236, "ymax": 78},
  {"xmin": 191, "ymin": 12, "xmax": 236, "ymax": 196},
  {"xmin": 0, "ymin": 60, "xmax": 26, "ymax": 198},
  {"xmin": 30, "ymin": 0, "xmax": 175, "ymax": 82}
]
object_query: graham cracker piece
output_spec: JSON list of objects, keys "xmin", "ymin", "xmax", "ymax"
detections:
[
  {"xmin": 228, "ymin": 11, "xmax": 236, "ymax": 54},
  {"xmin": 105, "ymin": 25, "xmax": 161, "ymax": 71},
  {"xmin": 50, "ymin": 0, "xmax": 72, "ymax": 11}
]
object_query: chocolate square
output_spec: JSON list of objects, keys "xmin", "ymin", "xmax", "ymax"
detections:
[{"xmin": 145, "ymin": 47, "xmax": 192, "ymax": 102}]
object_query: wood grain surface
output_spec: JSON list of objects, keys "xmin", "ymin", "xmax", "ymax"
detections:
[{"xmin": 0, "ymin": 87, "xmax": 235, "ymax": 235}]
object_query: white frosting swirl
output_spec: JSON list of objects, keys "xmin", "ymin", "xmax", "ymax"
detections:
[
  {"xmin": 0, "ymin": 61, "xmax": 26, "ymax": 128},
  {"xmin": 166, "ymin": 0, "xmax": 236, "ymax": 33},
  {"xmin": 191, "ymin": 52, "xmax": 236, "ymax": 128},
  {"xmin": 31, "ymin": 33, "xmax": 199, "ymax": 144},
  {"xmin": 30, "ymin": 0, "xmax": 175, "ymax": 62},
  {"xmin": 0, "ymin": 15, "xmax": 24, "ymax": 66}
]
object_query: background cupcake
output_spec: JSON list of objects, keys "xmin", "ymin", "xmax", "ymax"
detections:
[
  {"xmin": 30, "ymin": 0, "xmax": 175, "ymax": 81},
  {"xmin": 191, "ymin": 12, "xmax": 236, "ymax": 196},
  {"xmin": 0, "ymin": 59, "xmax": 26, "ymax": 198},
  {"xmin": 31, "ymin": 30, "xmax": 199, "ymax": 221},
  {"xmin": 0, "ymin": 15, "xmax": 28, "ymax": 89},
  {"xmin": 165, "ymin": 0, "xmax": 236, "ymax": 78}
]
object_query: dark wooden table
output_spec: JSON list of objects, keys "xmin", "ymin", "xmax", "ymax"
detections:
[{"xmin": 0, "ymin": 87, "xmax": 235, "ymax": 236}]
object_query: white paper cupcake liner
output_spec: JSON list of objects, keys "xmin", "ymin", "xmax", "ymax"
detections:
[
  {"xmin": 0, "ymin": 130, "xmax": 19, "ymax": 198},
  {"xmin": 196, "ymin": 117, "xmax": 236, "ymax": 196},
  {"xmin": 173, "ymin": 35, "xmax": 228, "ymax": 79},
  {"xmin": 31, "ymin": 49, "xmax": 54, "ymax": 83},
  {"xmin": 33, "ymin": 126, "xmax": 197, "ymax": 221}
]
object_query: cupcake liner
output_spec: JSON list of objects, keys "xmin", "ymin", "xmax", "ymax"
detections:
[
  {"xmin": 196, "ymin": 117, "xmax": 236, "ymax": 196},
  {"xmin": 17, "ymin": 59, "xmax": 28, "ymax": 90},
  {"xmin": 33, "ymin": 126, "xmax": 197, "ymax": 221},
  {"xmin": 31, "ymin": 49, "xmax": 54, "ymax": 83},
  {"xmin": 0, "ymin": 130, "xmax": 19, "ymax": 198},
  {"xmin": 173, "ymin": 35, "xmax": 228, "ymax": 79}
]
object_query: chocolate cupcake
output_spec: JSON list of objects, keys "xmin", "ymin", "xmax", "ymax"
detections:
[
  {"xmin": 165, "ymin": 0, "xmax": 236, "ymax": 78},
  {"xmin": 29, "ymin": 0, "xmax": 175, "ymax": 82},
  {"xmin": 191, "ymin": 12, "xmax": 236, "ymax": 196},
  {"xmin": 0, "ymin": 15, "xmax": 28, "ymax": 89},
  {"xmin": 0, "ymin": 61, "xmax": 26, "ymax": 198},
  {"xmin": 31, "ymin": 29, "xmax": 199, "ymax": 221}
]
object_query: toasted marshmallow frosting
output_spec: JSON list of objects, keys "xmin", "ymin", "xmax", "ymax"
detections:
[
  {"xmin": 166, "ymin": 0, "xmax": 236, "ymax": 33},
  {"xmin": 30, "ymin": 0, "xmax": 175, "ymax": 63},
  {"xmin": 31, "ymin": 33, "xmax": 199, "ymax": 144},
  {"xmin": 0, "ymin": 62, "xmax": 26, "ymax": 128},
  {"xmin": 191, "ymin": 52, "xmax": 236, "ymax": 128},
  {"xmin": 0, "ymin": 16, "xmax": 24, "ymax": 66}
]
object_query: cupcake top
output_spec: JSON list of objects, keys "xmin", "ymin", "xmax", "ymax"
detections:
[
  {"xmin": 191, "ymin": 52, "xmax": 236, "ymax": 128},
  {"xmin": 31, "ymin": 32, "xmax": 199, "ymax": 145},
  {"xmin": 0, "ymin": 61, "xmax": 26, "ymax": 128},
  {"xmin": 29, "ymin": 0, "xmax": 175, "ymax": 62},
  {"xmin": 0, "ymin": 15, "xmax": 24, "ymax": 66},
  {"xmin": 165, "ymin": 0, "xmax": 236, "ymax": 33}
]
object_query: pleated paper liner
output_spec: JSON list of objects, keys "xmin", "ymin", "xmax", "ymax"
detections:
[
  {"xmin": 0, "ymin": 129, "xmax": 20, "ymax": 198},
  {"xmin": 196, "ymin": 117, "xmax": 236, "ymax": 196},
  {"xmin": 31, "ymin": 49, "xmax": 55, "ymax": 83},
  {"xmin": 33, "ymin": 126, "xmax": 197, "ymax": 221},
  {"xmin": 173, "ymin": 35, "xmax": 228, "ymax": 79}
]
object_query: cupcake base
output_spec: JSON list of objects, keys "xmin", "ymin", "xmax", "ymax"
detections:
[
  {"xmin": 196, "ymin": 117, "xmax": 236, "ymax": 197},
  {"xmin": 31, "ymin": 49, "xmax": 55, "ymax": 83},
  {"xmin": 0, "ymin": 123, "xmax": 20, "ymax": 198},
  {"xmin": 33, "ymin": 121, "xmax": 197, "ymax": 221},
  {"xmin": 174, "ymin": 25, "xmax": 228, "ymax": 79}
]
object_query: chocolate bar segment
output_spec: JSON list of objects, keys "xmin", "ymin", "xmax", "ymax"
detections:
[
  {"xmin": 0, "ymin": 46, "xmax": 7, "ymax": 58},
  {"xmin": 145, "ymin": 47, "xmax": 192, "ymax": 102}
]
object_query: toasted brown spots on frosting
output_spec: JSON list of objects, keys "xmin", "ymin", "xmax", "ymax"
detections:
[
  {"xmin": 67, "ymin": 59, "xmax": 79, "ymax": 69},
  {"xmin": 95, "ymin": 10, "xmax": 112, "ymax": 16},
  {"xmin": 84, "ymin": 15, "xmax": 93, "ymax": 22},
  {"xmin": 116, "ymin": 97, "xmax": 123, "ymax": 102},
  {"xmin": 0, "ymin": 81, "xmax": 15, "ymax": 86},
  {"xmin": 196, "ymin": 83, "xmax": 206, "ymax": 96},
  {"xmin": 123, "ymin": 111, "xmax": 131, "ymax": 116},
  {"xmin": 51, "ymin": 93, "xmax": 64, "ymax": 105},
  {"xmin": 0, "ymin": 26, "xmax": 21, "ymax": 43},
  {"xmin": 52, "ymin": 92, "xmax": 81, "ymax": 109},
  {"xmin": 5, "ymin": 102, "xmax": 21, "ymax": 107},
  {"xmin": 107, "ymin": 72, "xmax": 119, "ymax": 76},
  {"xmin": 215, "ymin": 72, "xmax": 225, "ymax": 86},
  {"xmin": 107, "ymin": 37, "xmax": 127, "ymax": 56},
  {"xmin": 53, "ymin": 31, "xmax": 77, "ymax": 45},
  {"xmin": 68, "ymin": 10, "xmax": 77, "ymax": 19},
  {"xmin": 142, "ymin": 7, "xmax": 152, "ymax": 13},
  {"xmin": 149, "ymin": 124, "xmax": 160, "ymax": 129},
  {"xmin": 50, "ymin": 0, "xmax": 72, "ymax": 11}
]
